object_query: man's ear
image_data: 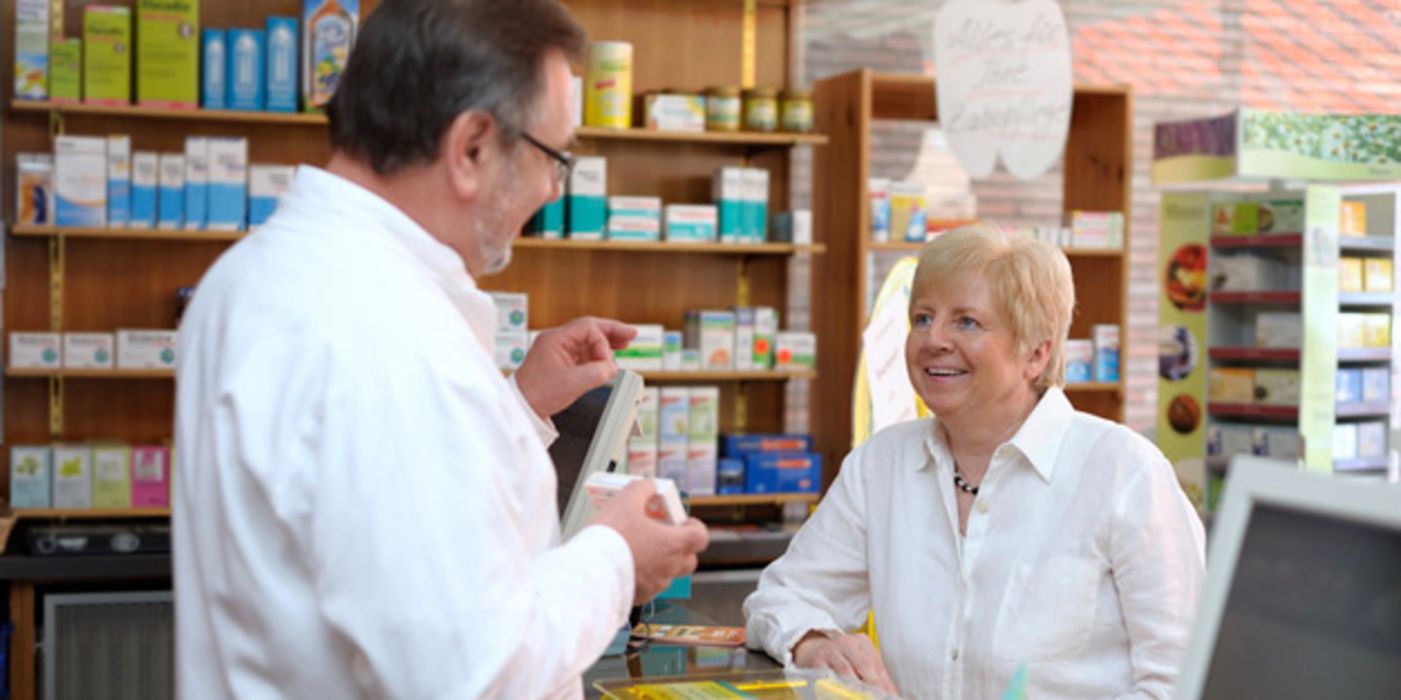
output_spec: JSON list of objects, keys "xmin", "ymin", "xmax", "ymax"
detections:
[{"xmin": 441, "ymin": 110, "xmax": 497, "ymax": 201}]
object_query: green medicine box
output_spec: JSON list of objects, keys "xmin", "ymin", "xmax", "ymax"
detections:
[
  {"xmin": 49, "ymin": 38, "xmax": 82, "ymax": 103},
  {"xmin": 137, "ymin": 0, "xmax": 199, "ymax": 108},
  {"xmin": 83, "ymin": 5, "xmax": 131, "ymax": 105}
]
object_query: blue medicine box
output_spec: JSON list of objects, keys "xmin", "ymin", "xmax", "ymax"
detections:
[
  {"xmin": 744, "ymin": 451, "xmax": 821, "ymax": 494},
  {"xmin": 721, "ymin": 433, "xmax": 812, "ymax": 458}
]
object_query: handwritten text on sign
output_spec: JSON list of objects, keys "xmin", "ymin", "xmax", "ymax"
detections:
[{"xmin": 934, "ymin": 0, "xmax": 1073, "ymax": 180}]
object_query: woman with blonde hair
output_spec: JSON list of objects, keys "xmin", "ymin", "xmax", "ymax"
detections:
[{"xmin": 744, "ymin": 226, "xmax": 1205, "ymax": 699}]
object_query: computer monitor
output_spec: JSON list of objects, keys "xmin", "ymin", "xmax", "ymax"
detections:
[
  {"xmin": 1174, "ymin": 458, "xmax": 1401, "ymax": 699},
  {"xmin": 548, "ymin": 369, "xmax": 644, "ymax": 540}
]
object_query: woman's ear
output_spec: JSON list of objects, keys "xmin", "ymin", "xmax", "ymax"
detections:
[{"xmin": 1024, "ymin": 338, "xmax": 1053, "ymax": 383}]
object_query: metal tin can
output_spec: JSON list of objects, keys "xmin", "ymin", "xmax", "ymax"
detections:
[
  {"xmin": 705, "ymin": 86, "xmax": 741, "ymax": 132},
  {"xmin": 742, "ymin": 87, "xmax": 778, "ymax": 132},
  {"xmin": 780, "ymin": 89, "xmax": 813, "ymax": 133}
]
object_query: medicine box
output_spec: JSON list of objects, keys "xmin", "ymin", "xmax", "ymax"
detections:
[
  {"xmin": 1209, "ymin": 367, "xmax": 1256, "ymax": 404},
  {"xmin": 1357, "ymin": 421, "xmax": 1387, "ymax": 458},
  {"xmin": 744, "ymin": 451, "xmax": 821, "ymax": 494},
  {"xmin": 116, "ymin": 329, "xmax": 177, "ymax": 369},
  {"xmin": 1252, "ymin": 426, "xmax": 1301, "ymax": 460},
  {"xmin": 1339, "ymin": 201, "xmax": 1367, "ymax": 236},
  {"xmin": 136, "ymin": 0, "xmax": 200, "ymax": 108},
  {"xmin": 716, "ymin": 458, "xmax": 744, "ymax": 494},
  {"xmin": 753, "ymin": 307, "xmax": 778, "ymax": 370},
  {"xmin": 1255, "ymin": 311, "xmax": 1302, "ymax": 349},
  {"xmin": 625, "ymin": 388, "xmax": 660, "ymax": 478},
  {"xmin": 868, "ymin": 178, "xmax": 891, "ymax": 242},
  {"xmin": 1363, "ymin": 313, "xmax": 1391, "ymax": 349},
  {"xmin": 722, "ymin": 434, "xmax": 813, "ymax": 457},
  {"xmin": 157, "ymin": 153, "xmax": 186, "ymax": 229},
  {"xmin": 744, "ymin": 168, "xmax": 769, "ymax": 242},
  {"xmin": 1332, "ymin": 423, "xmax": 1358, "ymax": 461},
  {"xmin": 1253, "ymin": 368, "xmax": 1299, "ymax": 407},
  {"xmin": 16, "ymin": 153, "xmax": 54, "ymax": 225},
  {"xmin": 1092, "ymin": 324, "xmax": 1119, "ymax": 383},
  {"xmin": 1212, "ymin": 254, "xmax": 1280, "ymax": 292},
  {"xmin": 1339, "ymin": 258, "xmax": 1364, "ymax": 293},
  {"xmin": 528, "ymin": 195, "xmax": 565, "ymax": 239},
  {"xmin": 227, "ymin": 29, "xmax": 265, "ymax": 111},
  {"xmin": 52, "ymin": 444, "xmax": 94, "ymax": 509},
  {"xmin": 55, "ymin": 136, "xmax": 108, "ymax": 228},
  {"xmin": 49, "ymin": 38, "xmax": 82, "ymax": 104},
  {"xmin": 890, "ymin": 181, "xmax": 927, "ymax": 243},
  {"xmin": 606, "ymin": 196, "xmax": 661, "ymax": 241},
  {"xmin": 1337, "ymin": 313, "xmax": 1365, "ymax": 350},
  {"xmin": 1361, "ymin": 367, "xmax": 1389, "ymax": 404},
  {"xmin": 714, "ymin": 167, "xmax": 745, "ymax": 243},
  {"xmin": 1064, "ymin": 339, "xmax": 1093, "ymax": 383},
  {"xmin": 83, "ymin": 5, "xmax": 131, "ymax": 105},
  {"xmin": 208, "ymin": 137, "xmax": 249, "ymax": 230},
  {"xmin": 662, "ymin": 330, "xmax": 683, "ymax": 370},
  {"xmin": 495, "ymin": 331, "xmax": 527, "ymax": 372},
  {"xmin": 1206, "ymin": 423, "xmax": 1253, "ymax": 458},
  {"xmin": 14, "ymin": 0, "xmax": 49, "ymax": 100},
  {"xmin": 567, "ymin": 156, "xmax": 606, "ymax": 239},
  {"xmin": 10, "ymin": 445, "xmax": 52, "ymax": 509},
  {"xmin": 92, "ymin": 443, "xmax": 133, "ymax": 509},
  {"xmin": 107, "ymin": 135, "xmax": 131, "ymax": 228},
  {"xmin": 131, "ymin": 152, "xmax": 159, "ymax": 228},
  {"xmin": 183, "ymin": 137, "xmax": 210, "ymax": 231},
  {"xmin": 249, "ymin": 164, "xmax": 296, "ymax": 226},
  {"xmin": 734, "ymin": 308, "xmax": 755, "ymax": 371},
  {"xmin": 488, "ymin": 292, "xmax": 528, "ymax": 334},
  {"xmin": 658, "ymin": 387, "xmax": 690, "ymax": 484},
  {"xmin": 131, "ymin": 445, "xmax": 171, "ymax": 507},
  {"xmin": 265, "ymin": 16, "xmax": 299, "ymax": 112},
  {"xmin": 663, "ymin": 205, "xmax": 717, "ymax": 242},
  {"xmin": 775, "ymin": 332, "xmax": 816, "ymax": 372},
  {"xmin": 1364, "ymin": 258, "xmax": 1393, "ymax": 293},
  {"xmin": 616, "ymin": 324, "xmax": 663, "ymax": 371},
  {"xmin": 1336, "ymin": 368, "xmax": 1363, "ymax": 405},
  {"xmin": 9, "ymin": 332, "xmax": 61, "ymax": 370},
  {"xmin": 201, "ymin": 29, "xmax": 227, "ymax": 109},
  {"xmin": 685, "ymin": 310, "xmax": 736, "ymax": 370},
  {"xmin": 64, "ymin": 332, "xmax": 115, "ymax": 369},
  {"xmin": 644, "ymin": 94, "xmax": 705, "ymax": 132},
  {"xmin": 302, "ymin": 0, "xmax": 360, "ymax": 111}
]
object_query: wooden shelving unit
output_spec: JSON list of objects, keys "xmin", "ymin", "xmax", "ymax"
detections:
[
  {"xmin": 6, "ymin": 367, "xmax": 175, "ymax": 379},
  {"xmin": 11, "ymin": 225, "xmax": 246, "ymax": 242},
  {"xmin": 689, "ymin": 493, "xmax": 818, "ymax": 507},
  {"xmin": 11, "ymin": 508, "xmax": 171, "ymax": 519},
  {"xmin": 810, "ymin": 71, "xmax": 1134, "ymax": 479},
  {"xmin": 641, "ymin": 370, "xmax": 816, "ymax": 382}
]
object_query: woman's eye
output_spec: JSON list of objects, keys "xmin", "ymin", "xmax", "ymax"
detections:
[
  {"xmin": 955, "ymin": 316, "xmax": 981, "ymax": 330},
  {"xmin": 912, "ymin": 313, "xmax": 932, "ymax": 327}
]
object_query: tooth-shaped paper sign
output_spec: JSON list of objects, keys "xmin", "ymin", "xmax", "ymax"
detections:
[{"xmin": 933, "ymin": 0, "xmax": 1073, "ymax": 181}]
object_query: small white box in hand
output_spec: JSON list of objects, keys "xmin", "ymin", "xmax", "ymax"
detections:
[{"xmin": 584, "ymin": 472, "xmax": 687, "ymax": 525}]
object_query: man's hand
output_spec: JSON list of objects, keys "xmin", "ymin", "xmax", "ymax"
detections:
[
  {"xmin": 792, "ymin": 631, "xmax": 899, "ymax": 695},
  {"xmin": 589, "ymin": 480, "xmax": 709, "ymax": 604},
  {"xmin": 515, "ymin": 317, "xmax": 636, "ymax": 419}
]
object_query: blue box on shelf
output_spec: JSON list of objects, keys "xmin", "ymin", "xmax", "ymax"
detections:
[
  {"xmin": 716, "ymin": 457, "xmax": 745, "ymax": 494},
  {"xmin": 744, "ymin": 451, "xmax": 821, "ymax": 494},
  {"xmin": 721, "ymin": 433, "xmax": 812, "ymax": 458}
]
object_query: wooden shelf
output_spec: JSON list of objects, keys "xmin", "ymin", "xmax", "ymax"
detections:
[
  {"xmin": 6, "ymin": 367, "xmax": 173, "ymax": 379},
  {"xmin": 11, "ymin": 99, "xmax": 327, "ymax": 125},
  {"xmin": 689, "ymin": 493, "xmax": 818, "ymax": 507},
  {"xmin": 1207, "ymin": 402, "xmax": 1299, "ymax": 421},
  {"xmin": 1340, "ymin": 236, "xmax": 1396, "ymax": 254},
  {"xmin": 1336, "ymin": 402, "xmax": 1391, "ymax": 419},
  {"xmin": 1338, "ymin": 348, "xmax": 1392, "ymax": 363},
  {"xmin": 10, "ymin": 224, "xmax": 246, "ymax": 242},
  {"xmin": 10, "ymin": 508, "xmax": 170, "ymax": 520},
  {"xmin": 1334, "ymin": 456, "xmax": 1389, "ymax": 472},
  {"xmin": 1209, "ymin": 290, "xmax": 1302, "ymax": 305},
  {"xmin": 1210, "ymin": 234, "xmax": 1303, "ymax": 249},
  {"xmin": 640, "ymin": 370, "xmax": 815, "ymax": 382},
  {"xmin": 575, "ymin": 126, "xmax": 827, "ymax": 147},
  {"xmin": 514, "ymin": 238, "xmax": 825, "ymax": 255},
  {"xmin": 1063, "ymin": 382, "xmax": 1120, "ymax": 393},
  {"xmin": 1339, "ymin": 292, "xmax": 1395, "ymax": 308},
  {"xmin": 1209, "ymin": 347, "xmax": 1301, "ymax": 362}
]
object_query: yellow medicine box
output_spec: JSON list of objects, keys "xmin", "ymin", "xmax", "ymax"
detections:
[
  {"xmin": 1339, "ymin": 257, "xmax": 1364, "ymax": 293},
  {"xmin": 1209, "ymin": 367, "xmax": 1256, "ymax": 404},
  {"xmin": 1364, "ymin": 258, "xmax": 1393, "ymax": 293}
]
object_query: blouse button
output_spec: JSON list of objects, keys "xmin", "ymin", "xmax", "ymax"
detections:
[{"xmin": 977, "ymin": 500, "xmax": 990, "ymax": 514}]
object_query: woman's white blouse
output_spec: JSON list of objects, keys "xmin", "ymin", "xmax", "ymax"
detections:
[{"xmin": 744, "ymin": 388, "xmax": 1206, "ymax": 699}]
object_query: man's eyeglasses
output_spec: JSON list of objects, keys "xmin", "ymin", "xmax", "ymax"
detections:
[{"xmin": 521, "ymin": 132, "xmax": 575, "ymax": 185}]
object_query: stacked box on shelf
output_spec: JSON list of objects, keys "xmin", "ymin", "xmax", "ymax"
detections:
[
  {"xmin": 9, "ymin": 443, "xmax": 171, "ymax": 509},
  {"xmin": 686, "ymin": 387, "xmax": 719, "ymax": 496},
  {"xmin": 721, "ymin": 434, "xmax": 820, "ymax": 494},
  {"xmin": 626, "ymin": 388, "xmax": 660, "ymax": 478},
  {"xmin": 657, "ymin": 387, "xmax": 689, "ymax": 485}
]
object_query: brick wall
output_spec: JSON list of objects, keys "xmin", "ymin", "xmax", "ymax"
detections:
[{"xmin": 788, "ymin": 0, "xmax": 1401, "ymax": 434}]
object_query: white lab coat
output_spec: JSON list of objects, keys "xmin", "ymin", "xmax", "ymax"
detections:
[{"xmin": 175, "ymin": 166, "xmax": 633, "ymax": 699}]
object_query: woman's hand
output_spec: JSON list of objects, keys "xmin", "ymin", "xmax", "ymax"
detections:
[{"xmin": 791, "ymin": 630, "xmax": 899, "ymax": 694}]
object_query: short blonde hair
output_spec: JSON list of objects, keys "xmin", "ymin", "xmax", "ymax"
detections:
[{"xmin": 910, "ymin": 225, "xmax": 1075, "ymax": 391}]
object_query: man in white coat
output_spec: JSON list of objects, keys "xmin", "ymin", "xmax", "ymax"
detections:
[{"xmin": 173, "ymin": 0, "xmax": 709, "ymax": 697}]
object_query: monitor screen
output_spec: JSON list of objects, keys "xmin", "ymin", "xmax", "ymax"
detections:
[
  {"xmin": 548, "ymin": 384, "xmax": 615, "ymax": 519},
  {"xmin": 1200, "ymin": 502, "xmax": 1401, "ymax": 699}
]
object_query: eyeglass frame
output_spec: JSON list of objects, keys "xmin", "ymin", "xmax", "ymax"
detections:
[{"xmin": 520, "ymin": 131, "xmax": 575, "ymax": 185}]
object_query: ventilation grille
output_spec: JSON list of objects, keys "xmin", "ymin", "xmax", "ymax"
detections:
[{"xmin": 43, "ymin": 591, "xmax": 173, "ymax": 700}]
